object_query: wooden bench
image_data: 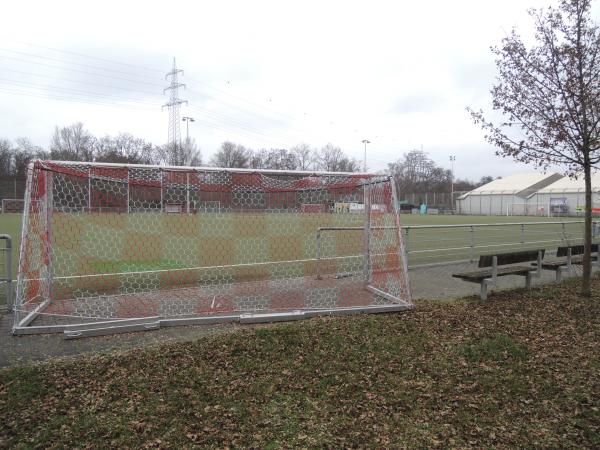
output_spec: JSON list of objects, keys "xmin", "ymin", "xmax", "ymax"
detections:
[
  {"xmin": 452, "ymin": 249, "xmax": 544, "ymax": 300},
  {"xmin": 535, "ymin": 244, "xmax": 599, "ymax": 282}
]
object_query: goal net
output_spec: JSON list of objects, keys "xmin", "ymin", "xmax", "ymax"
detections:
[{"xmin": 13, "ymin": 161, "xmax": 412, "ymax": 337}]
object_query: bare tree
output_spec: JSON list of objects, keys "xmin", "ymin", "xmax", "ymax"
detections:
[
  {"xmin": 156, "ymin": 138, "xmax": 202, "ymax": 167},
  {"xmin": 211, "ymin": 141, "xmax": 251, "ymax": 168},
  {"xmin": 262, "ymin": 148, "xmax": 298, "ymax": 170},
  {"xmin": 290, "ymin": 143, "xmax": 313, "ymax": 170},
  {"xmin": 50, "ymin": 123, "xmax": 96, "ymax": 161},
  {"xmin": 248, "ymin": 148, "xmax": 268, "ymax": 169},
  {"xmin": 0, "ymin": 139, "xmax": 13, "ymax": 178},
  {"xmin": 313, "ymin": 143, "xmax": 360, "ymax": 172},
  {"xmin": 469, "ymin": 0, "xmax": 600, "ymax": 296},
  {"xmin": 387, "ymin": 149, "xmax": 452, "ymax": 194},
  {"xmin": 13, "ymin": 138, "xmax": 45, "ymax": 179},
  {"xmin": 95, "ymin": 133, "xmax": 156, "ymax": 165}
]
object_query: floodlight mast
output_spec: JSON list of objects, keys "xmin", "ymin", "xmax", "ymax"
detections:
[
  {"xmin": 362, "ymin": 139, "xmax": 371, "ymax": 172},
  {"xmin": 450, "ymin": 155, "xmax": 456, "ymax": 210},
  {"xmin": 182, "ymin": 116, "xmax": 195, "ymax": 143}
]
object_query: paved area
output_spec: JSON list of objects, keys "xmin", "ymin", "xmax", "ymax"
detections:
[
  {"xmin": 409, "ymin": 261, "xmax": 588, "ymax": 300},
  {"xmin": 0, "ymin": 262, "xmax": 591, "ymax": 368},
  {"xmin": 0, "ymin": 314, "xmax": 237, "ymax": 368}
]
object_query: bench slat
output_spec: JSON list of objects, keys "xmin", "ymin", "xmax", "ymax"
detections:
[
  {"xmin": 479, "ymin": 249, "xmax": 544, "ymax": 267},
  {"xmin": 452, "ymin": 265, "xmax": 533, "ymax": 282},
  {"xmin": 556, "ymin": 244, "xmax": 599, "ymax": 257}
]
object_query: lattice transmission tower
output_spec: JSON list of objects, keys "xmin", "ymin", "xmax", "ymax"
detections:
[{"xmin": 162, "ymin": 58, "xmax": 188, "ymax": 147}]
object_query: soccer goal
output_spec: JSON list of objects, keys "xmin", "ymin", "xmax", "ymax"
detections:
[
  {"xmin": 505, "ymin": 203, "xmax": 530, "ymax": 216},
  {"xmin": 1, "ymin": 198, "xmax": 25, "ymax": 213},
  {"xmin": 13, "ymin": 160, "xmax": 412, "ymax": 337}
]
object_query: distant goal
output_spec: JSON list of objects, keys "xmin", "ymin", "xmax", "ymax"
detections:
[
  {"xmin": 13, "ymin": 161, "xmax": 412, "ymax": 337},
  {"xmin": 506, "ymin": 202, "xmax": 554, "ymax": 217},
  {"xmin": 1, "ymin": 198, "xmax": 25, "ymax": 213}
]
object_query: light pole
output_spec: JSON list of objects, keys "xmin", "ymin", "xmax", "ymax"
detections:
[
  {"xmin": 362, "ymin": 139, "xmax": 370, "ymax": 172},
  {"xmin": 449, "ymin": 155, "xmax": 456, "ymax": 211},
  {"xmin": 182, "ymin": 116, "xmax": 195, "ymax": 144}
]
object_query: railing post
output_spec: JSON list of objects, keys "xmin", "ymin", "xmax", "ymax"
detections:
[
  {"xmin": 470, "ymin": 225, "xmax": 475, "ymax": 262},
  {"xmin": 6, "ymin": 236, "xmax": 11, "ymax": 311},
  {"xmin": 561, "ymin": 222, "xmax": 567, "ymax": 246},
  {"xmin": 363, "ymin": 185, "xmax": 372, "ymax": 286},
  {"xmin": 316, "ymin": 229, "xmax": 322, "ymax": 279},
  {"xmin": 0, "ymin": 235, "xmax": 12, "ymax": 312},
  {"xmin": 520, "ymin": 223, "xmax": 525, "ymax": 244},
  {"xmin": 404, "ymin": 228, "xmax": 410, "ymax": 267}
]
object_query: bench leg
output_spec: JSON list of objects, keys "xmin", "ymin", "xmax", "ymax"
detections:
[
  {"xmin": 555, "ymin": 269, "xmax": 562, "ymax": 283},
  {"xmin": 480, "ymin": 281, "xmax": 488, "ymax": 300},
  {"xmin": 526, "ymin": 272, "xmax": 533, "ymax": 289}
]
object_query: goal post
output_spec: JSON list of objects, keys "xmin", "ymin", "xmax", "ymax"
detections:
[{"xmin": 13, "ymin": 160, "xmax": 412, "ymax": 336}]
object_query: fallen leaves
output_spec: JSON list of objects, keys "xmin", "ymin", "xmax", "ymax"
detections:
[{"xmin": 1, "ymin": 277, "xmax": 600, "ymax": 447}]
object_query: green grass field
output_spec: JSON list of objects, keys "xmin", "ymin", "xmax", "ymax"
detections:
[
  {"xmin": 0, "ymin": 212, "xmax": 586, "ymax": 272},
  {"xmin": 1, "ymin": 211, "xmax": 586, "ymax": 308}
]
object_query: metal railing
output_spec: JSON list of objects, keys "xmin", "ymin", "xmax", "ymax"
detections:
[
  {"xmin": 0, "ymin": 234, "xmax": 13, "ymax": 311},
  {"xmin": 403, "ymin": 221, "xmax": 596, "ymax": 268}
]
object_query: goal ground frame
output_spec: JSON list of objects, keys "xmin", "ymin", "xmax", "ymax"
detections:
[{"xmin": 13, "ymin": 160, "xmax": 412, "ymax": 338}]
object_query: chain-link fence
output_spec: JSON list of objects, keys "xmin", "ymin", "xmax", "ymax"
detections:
[{"xmin": 396, "ymin": 191, "xmax": 468, "ymax": 213}]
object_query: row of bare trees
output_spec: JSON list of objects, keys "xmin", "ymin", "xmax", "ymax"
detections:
[
  {"xmin": 210, "ymin": 142, "xmax": 360, "ymax": 172},
  {"xmin": 1, "ymin": 124, "xmax": 492, "ymax": 200}
]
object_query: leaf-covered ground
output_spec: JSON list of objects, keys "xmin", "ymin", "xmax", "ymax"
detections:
[{"xmin": 2, "ymin": 278, "xmax": 600, "ymax": 448}]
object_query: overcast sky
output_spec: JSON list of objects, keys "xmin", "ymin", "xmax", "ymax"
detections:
[{"xmin": 2, "ymin": 0, "xmax": 598, "ymax": 180}]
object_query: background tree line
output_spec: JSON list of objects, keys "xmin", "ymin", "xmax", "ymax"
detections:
[{"xmin": 0, "ymin": 122, "xmax": 494, "ymax": 202}]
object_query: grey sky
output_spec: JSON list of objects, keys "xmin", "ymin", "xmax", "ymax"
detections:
[{"xmin": 1, "ymin": 0, "xmax": 594, "ymax": 180}]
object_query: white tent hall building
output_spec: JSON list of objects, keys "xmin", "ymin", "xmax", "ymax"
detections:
[
  {"xmin": 456, "ymin": 172, "xmax": 564, "ymax": 216},
  {"xmin": 525, "ymin": 171, "xmax": 600, "ymax": 216}
]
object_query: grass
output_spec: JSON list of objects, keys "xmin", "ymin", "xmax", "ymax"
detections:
[
  {"xmin": 2, "ymin": 276, "xmax": 600, "ymax": 448},
  {"xmin": 88, "ymin": 259, "xmax": 185, "ymax": 273}
]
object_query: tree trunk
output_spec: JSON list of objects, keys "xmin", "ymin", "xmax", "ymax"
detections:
[{"xmin": 582, "ymin": 160, "xmax": 592, "ymax": 297}]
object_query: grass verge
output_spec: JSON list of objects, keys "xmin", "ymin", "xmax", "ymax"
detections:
[{"xmin": 2, "ymin": 277, "xmax": 600, "ymax": 448}]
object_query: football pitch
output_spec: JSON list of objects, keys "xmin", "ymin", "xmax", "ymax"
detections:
[
  {"xmin": 0, "ymin": 212, "xmax": 583, "ymax": 269},
  {"xmin": 0, "ymin": 212, "xmax": 588, "ymax": 309}
]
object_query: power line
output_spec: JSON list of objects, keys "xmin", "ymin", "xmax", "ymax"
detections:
[
  {"xmin": 1, "ymin": 41, "xmax": 332, "ymax": 137},
  {"xmin": 0, "ymin": 77, "xmax": 159, "ymax": 105},
  {"xmin": 0, "ymin": 48, "xmax": 165, "ymax": 82},
  {"xmin": 0, "ymin": 42, "xmax": 359, "ymax": 151},
  {"xmin": 0, "ymin": 86, "xmax": 159, "ymax": 110},
  {"xmin": 5, "ymin": 40, "xmax": 301, "ymax": 122},
  {"xmin": 0, "ymin": 77, "xmax": 294, "ymax": 145},
  {"xmin": 0, "ymin": 67, "xmax": 162, "ymax": 97},
  {"xmin": 6, "ymin": 39, "xmax": 164, "ymax": 74},
  {"xmin": 0, "ymin": 57, "xmax": 164, "ymax": 88}
]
